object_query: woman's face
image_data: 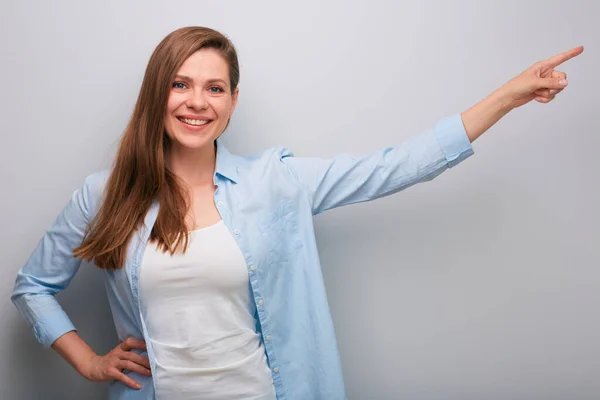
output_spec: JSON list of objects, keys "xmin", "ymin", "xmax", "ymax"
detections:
[{"xmin": 164, "ymin": 48, "xmax": 238, "ymax": 152}]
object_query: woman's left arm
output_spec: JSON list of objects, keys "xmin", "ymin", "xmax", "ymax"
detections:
[{"xmin": 279, "ymin": 46, "xmax": 584, "ymax": 215}]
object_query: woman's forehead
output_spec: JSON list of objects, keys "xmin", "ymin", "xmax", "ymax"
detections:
[{"xmin": 176, "ymin": 49, "xmax": 229, "ymax": 81}]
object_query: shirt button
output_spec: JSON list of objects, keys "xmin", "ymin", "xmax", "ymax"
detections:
[
  {"xmin": 250, "ymin": 265, "xmax": 257, "ymax": 271},
  {"xmin": 233, "ymin": 229, "xmax": 240, "ymax": 235},
  {"xmin": 217, "ymin": 200, "xmax": 224, "ymax": 206},
  {"xmin": 265, "ymin": 335, "xmax": 271, "ymax": 341},
  {"xmin": 272, "ymin": 367, "xmax": 279, "ymax": 373},
  {"xmin": 257, "ymin": 299, "xmax": 264, "ymax": 306}
]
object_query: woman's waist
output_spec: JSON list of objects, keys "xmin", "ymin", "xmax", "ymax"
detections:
[{"xmin": 148, "ymin": 329, "xmax": 263, "ymax": 369}]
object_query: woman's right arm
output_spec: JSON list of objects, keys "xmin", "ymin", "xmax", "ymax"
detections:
[
  {"xmin": 10, "ymin": 171, "xmax": 151, "ymax": 389},
  {"xmin": 11, "ymin": 173, "xmax": 100, "ymax": 348}
]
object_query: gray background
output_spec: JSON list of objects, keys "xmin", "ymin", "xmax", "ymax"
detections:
[{"xmin": 1, "ymin": 1, "xmax": 598, "ymax": 399}]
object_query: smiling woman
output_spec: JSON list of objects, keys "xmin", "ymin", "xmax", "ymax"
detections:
[
  {"xmin": 165, "ymin": 52, "xmax": 238, "ymax": 150},
  {"xmin": 10, "ymin": 25, "xmax": 583, "ymax": 400}
]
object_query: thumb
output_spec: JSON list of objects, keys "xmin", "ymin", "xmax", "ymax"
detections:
[{"xmin": 539, "ymin": 77, "xmax": 568, "ymax": 90}]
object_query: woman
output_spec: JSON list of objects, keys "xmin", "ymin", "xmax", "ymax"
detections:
[{"xmin": 11, "ymin": 26, "xmax": 582, "ymax": 399}]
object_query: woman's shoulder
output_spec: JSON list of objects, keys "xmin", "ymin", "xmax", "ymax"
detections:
[
  {"xmin": 83, "ymin": 169, "xmax": 111, "ymax": 193},
  {"xmin": 79, "ymin": 170, "xmax": 111, "ymax": 214},
  {"xmin": 217, "ymin": 145, "xmax": 296, "ymax": 187}
]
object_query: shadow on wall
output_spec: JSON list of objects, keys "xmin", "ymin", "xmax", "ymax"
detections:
[{"xmin": 8, "ymin": 261, "xmax": 117, "ymax": 400}]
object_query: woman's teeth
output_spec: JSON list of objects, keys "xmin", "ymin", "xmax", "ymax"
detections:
[{"xmin": 178, "ymin": 117, "xmax": 210, "ymax": 126}]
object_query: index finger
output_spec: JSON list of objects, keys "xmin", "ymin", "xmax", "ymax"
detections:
[
  {"xmin": 544, "ymin": 46, "xmax": 584, "ymax": 68},
  {"xmin": 121, "ymin": 337, "xmax": 147, "ymax": 351}
]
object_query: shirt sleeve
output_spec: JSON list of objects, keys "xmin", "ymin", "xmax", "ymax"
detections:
[
  {"xmin": 11, "ymin": 173, "xmax": 98, "ymax": 348},
  {"xmin": 279, "ymin": 113, "xmax": 474, "ymax": 215}
]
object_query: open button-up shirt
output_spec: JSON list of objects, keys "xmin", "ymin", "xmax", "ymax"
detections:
[{"xmin": 12, "ymin": 114, "xmax": 474, "ymax": 399}]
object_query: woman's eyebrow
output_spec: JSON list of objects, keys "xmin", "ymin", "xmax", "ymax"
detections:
[
  {"xmin": 206, "ymin": 78, "xmax": 228, "ymax": 87},
  {"xmin": 174, "ymin": 74, "xmax": 193, "ymax": 82}
]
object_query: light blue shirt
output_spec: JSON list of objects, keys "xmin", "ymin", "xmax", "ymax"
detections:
[{"xmin": 12, "ymin": 114, "xmax": 474, "ymax": 399}]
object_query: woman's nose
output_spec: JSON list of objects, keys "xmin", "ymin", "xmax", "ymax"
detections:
[{"xmin": 186, "ymin": 91, "xmax": 209, "ymax": 110}]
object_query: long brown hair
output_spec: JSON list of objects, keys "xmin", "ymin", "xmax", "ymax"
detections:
[{"xmin": 73, "ymin": 26, "xmax": 240, "ymax": 270}]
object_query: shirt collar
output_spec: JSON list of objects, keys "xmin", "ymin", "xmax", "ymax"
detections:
[{"xmin": 214, "ymin": 138, "xmax": 240, "ymax": 184}]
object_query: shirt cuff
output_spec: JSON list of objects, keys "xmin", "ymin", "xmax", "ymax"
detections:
[
  {"xmin": 434, "ymin": 113, "xmax": 474, "ymax": 168},
  {"xmin": 32, "ymin": 308, "xmax": 76, "ymax": 348}
]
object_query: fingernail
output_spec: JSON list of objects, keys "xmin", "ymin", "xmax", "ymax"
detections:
[
  {"xmin": 549, "ymin": 89, "xmax": 558, "ymax": 94},
  {"xmin": 559, "ymin": 79, "xmax": 568, "ymax": 86}
]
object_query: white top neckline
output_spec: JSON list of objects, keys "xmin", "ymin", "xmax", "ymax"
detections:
[{"xmin": 188, "ymin": 219, "xmax": 224, "ymax": 234}]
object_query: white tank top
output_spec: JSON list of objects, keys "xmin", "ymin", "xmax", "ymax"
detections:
[{"xmin": 139, "ymin": 220, "xmax": 276, "ymax": 399}]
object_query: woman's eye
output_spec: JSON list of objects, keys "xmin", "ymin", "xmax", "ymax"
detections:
[
  {"xmin": 172, "ymin": 82, "xmax": 186, "ymax": 89},
  {"xmin": 209, "ymin": 86, "xmax": 224, "ymax": 93}
]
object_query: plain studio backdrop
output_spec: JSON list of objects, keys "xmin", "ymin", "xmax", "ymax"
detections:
[{"xmin": 1, "ymin": 1, "xmax": 598, "ymax": 399}]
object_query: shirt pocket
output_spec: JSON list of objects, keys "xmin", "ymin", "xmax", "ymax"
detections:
[
  {"xmin": 256, "ymin": 202, "xmax": 296, "ymax": 233},
  {"xmin": 255, "ymin": 202, "xmax": 303, "ymax": 263}
]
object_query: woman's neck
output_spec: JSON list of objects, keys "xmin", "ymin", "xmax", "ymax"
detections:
[{"xmin": 167, "ymin": 142, "xmax": 216, "ymax": 188}]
